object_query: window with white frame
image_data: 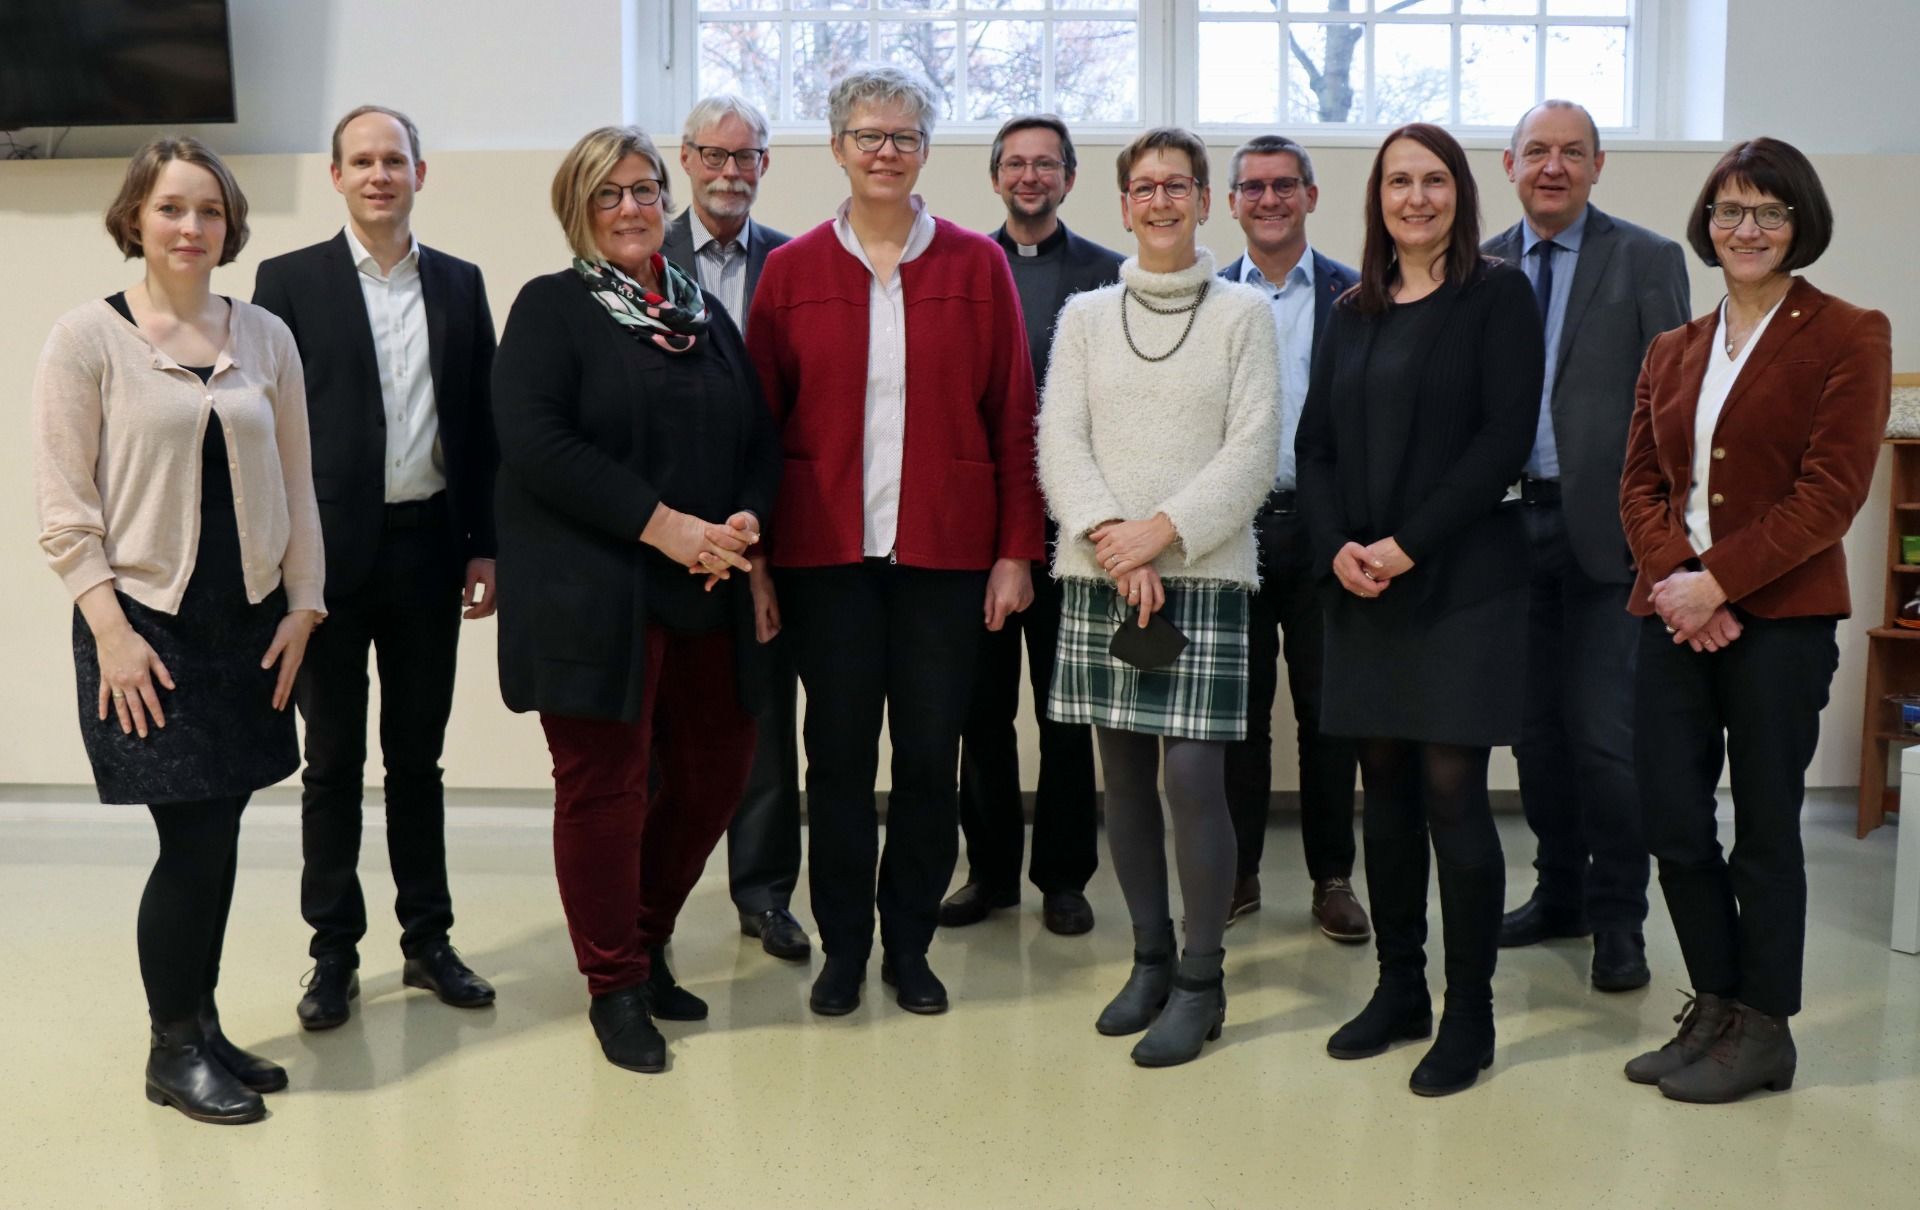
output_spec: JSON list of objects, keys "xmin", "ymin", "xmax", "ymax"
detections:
[
  {"xmin": 696, "ymin": 2, "xmax": 1141, "ymax": 126},
  {"xmin": 1194, "ymin": 1, "xmax": 1634, "ymax": 131},
  {"xmin": 690, "ymin": 1, "xmax": 1641, "ymax": 133}
]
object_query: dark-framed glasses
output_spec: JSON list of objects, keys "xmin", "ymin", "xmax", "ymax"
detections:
[
  {"xmin": 1126, "ymin": 175, "xmax": 1197, "ymax": 203},
  {"xmin": 1234, "ymin": 176, "xmax": 1304, "ymax": 201},
  {"xmin": 689, "ymin": 143, "xmax": 766, "ymax": 171},
  {"xmin": 592, "ymin": 179, "xmax": 663, "ymax": 210},
  {"xmin": 999, "ymin": 157, "xmax": 1066, "ymax": 179},
  {"xmin": 846, "ymin": 128, "xmax": 926, "ymax": 154},
  {"xmin": 1707, "ymin": 201, "xmax": 1792, "ymax": 230}
]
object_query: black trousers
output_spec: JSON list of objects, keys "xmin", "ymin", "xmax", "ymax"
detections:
[
  {"xmin": 1635, "ymin": 613, "xmax": 1838, "ymax": 1018},
  {"xmin": 1512, "ymin": 501, "xmax": 1648, "ymax": 929},
  {"xmin": 780, "ymin": 560, "xmax": 987, "ymax": 961},
  {"xmin": 1224, "ymin": 501, "xmax": 1357, "ymax": 882},
  {"xmin": 727, "ymin": 637, "xmax": 803, "ymax": 915},
  {"xmin": 296, "ymin": 506, "xmax": 462, "ymax": 964},
  {"xmin": 956, "ymin": 564, "xmax": 1098, "ymax": 896}
]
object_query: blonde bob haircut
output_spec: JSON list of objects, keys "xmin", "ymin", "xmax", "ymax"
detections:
[
  {"xmin": 551, "ymin": 126, "xmax": 674, "ymax": 263},
  {"xmin": 104, "ymin": 136, "xmax": 250, "ymax": 266}
]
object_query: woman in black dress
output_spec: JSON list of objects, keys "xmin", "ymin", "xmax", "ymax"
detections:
[
  {"xmin": 1295, "ymin": 123, "xmax": 1543, "ymax": 1097},
  {"xmin": 32, "ymin": 138, "xmax": 325, "ymax": 1124}
]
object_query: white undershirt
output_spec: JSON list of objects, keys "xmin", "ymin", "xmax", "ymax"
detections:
[
  {"xmin": 1686, "ymin": 296, "xmax": 1784, "ymax": 552},
  {"xmin": 343, "ymin": 226, "xmax": 445, "ymax": 504},
  {"xmin": 832, "ymin": 196, "xmax": 937, "ymax": 559}
]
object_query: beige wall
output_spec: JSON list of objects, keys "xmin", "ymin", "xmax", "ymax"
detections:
[{"xmin": 4, "ymin": 143, "xmax": 1914, "ymax": 791}]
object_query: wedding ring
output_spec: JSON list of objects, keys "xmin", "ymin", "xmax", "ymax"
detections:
[
  {"xmin": 1665, "ymin": 625, "xmax": 1676, "ymax": 634},
  {"xmin": 111, "ymin": 690, "xmax": 126, "ymax": 700}
]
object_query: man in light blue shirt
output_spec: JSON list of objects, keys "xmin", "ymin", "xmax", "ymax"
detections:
[{"xmin": 1217, "ymin": 135, "xmax": 1367, "ymax": 945}]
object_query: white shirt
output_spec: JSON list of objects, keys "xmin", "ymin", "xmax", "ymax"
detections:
[
  {"xmin": 689, "ymin": 208, "xmax": 751, "ymax": 332},
  {"xmin": 1686, "ymin": 296, "xmax": 1785, "ymax": 552},
  {"xmin": 1237, "ymin": 247, "xmax": 1316, "ymax": 490},
  {"xmin": 342, "ymin": 226, "xmax": 444, "ymax": 504},
  {"xmin": 832, "ymin": 195, "xmax": 938, "ymax": 558}
]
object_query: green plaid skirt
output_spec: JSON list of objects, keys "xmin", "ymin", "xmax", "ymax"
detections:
[{"xmin": 1047, "ymin": 578, "xmax": 1250, "ymax": 741}]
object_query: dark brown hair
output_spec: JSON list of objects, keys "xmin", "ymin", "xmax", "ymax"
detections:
[
  {"xmin": 991, "ymin": 113, "xmax": 1077, "ymax": 178},
  {"xmin": 1115, "ymin": 126, "xmax": 1209, "ymax": 193},
  {"xmin": 1685, "ymin": 137, "xmax": 1832, "ymax": 271},
  {"xmin": 103, "ymin": 136, "xmax": 250, "ymax": 265},
  {"xmin": 331, "ymin": 104, "xmax": 422, "ymax": 166},
  {"xmin": 1350, "ymin": 123, "xmax": 1484, "ymax": 316}
]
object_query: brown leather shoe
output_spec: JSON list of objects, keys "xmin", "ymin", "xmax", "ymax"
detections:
[
  {"xmin": 1312, "ymin": 877, "xmax": 1372, "ymax": 943},
  {"xmin": 1224, "ymin": 874, "xmax": 1261, "ymax": 928}
]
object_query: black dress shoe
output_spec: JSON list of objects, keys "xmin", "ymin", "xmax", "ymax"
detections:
[
  {"xmin": 880, "ymin": 953, "xmax": 949, "ymax": 1015},
  {"xmin": 402, "ymin": 943, "xmax": 496, "ymax": 1008},
  {"xmin": 938, "ymin": 882, "xmax": 1019, "ymax": 928},
  {"xmin": 646, "ymin": 945, "xmax": 708, "ymax": 1021},
  {"xmin": 809, "ymin": 955, "xmax": 866, "ymax": 1016},
  {"xmin": 1498, "ymin": 892, "xmax": 1591, "ymax": 948},
  {"xmin": 200, "ymin": 996, "xmax": 287, "ymax": 1093},
  {"xmin": 297, "ymin": 957, "xmax": 359, "ymax": 1031},
  {"xmin": 1591, "ymin": 930, "xmax": 1652, "ymax": 992},
  {"xmin": 1041, "ymin": 891, "xmax": 1095, "ymax": 936},
  {"xmin": 589, "ymin": 985, "xmax": 666, "ymax": 1073},
  {"xmin": 146, "ymin": 1017, "xmax": 266, "ymax": 1125},
  {"xmin": 739, "ymin": 908, "xmax": 812, "ymax": 961}
]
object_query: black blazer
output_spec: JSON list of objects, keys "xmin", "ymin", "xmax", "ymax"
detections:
[
  {"xmin": 659, "ymin": 209, "xmax": 791, "ymax": 332},
  {"xmin": 1218, "ymin": 247, "xmax": 1360, "ymax": 360},
  {"xmin": 1296, "ymin": 263, "xmax": 1544, "ymax": 620},
  {"xmin": 252, "ymin": 231, "xmax": 498, "ymax": 597},
  {"xmin": 490, "ymin": 271, "xmax": 781, "ymax": 722},
  {"xmin": 1482, "ymin": 206, "xmax": 1691, "ymax": 583}
]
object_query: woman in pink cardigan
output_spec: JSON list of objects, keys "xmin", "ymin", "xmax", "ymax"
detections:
[{"xmin": 32, "ymin": 138, "xmax": 324, "ymax": 1126}]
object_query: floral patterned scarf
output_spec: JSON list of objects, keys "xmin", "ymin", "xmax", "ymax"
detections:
[{"xmin": 572, "ymin": 252, "xmax": 709, "ymax": 354}]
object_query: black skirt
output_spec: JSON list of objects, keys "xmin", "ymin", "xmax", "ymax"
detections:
[{"xmin": 71, "ymin": 421, "xmax": 298, "ymax": 805}]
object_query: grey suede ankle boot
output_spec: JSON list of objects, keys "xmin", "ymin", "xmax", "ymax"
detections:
[
  {"xmin": 1096, "ymin": 923, "xmax": 1175, "ymax": 1036},
  {"xmin": 1658, "ymin": 1001, "xmax": 1796, "ymax": 1104},
  {"xmin": 1624, "ymin": 991, "xmax": 1733, "ymax": 1085},
  {"xmin": 1130, "ymin": 948, "xmax": 1225, "ymax": 1067}
]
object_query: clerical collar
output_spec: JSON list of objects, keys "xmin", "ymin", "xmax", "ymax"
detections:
[{"xmin": 995, "ymin": 222, "xmax": 1070, "ymax": 259}]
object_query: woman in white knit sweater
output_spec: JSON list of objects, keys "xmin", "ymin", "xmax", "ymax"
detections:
[{"xmin": 1036, "ymin": 127, "xmax": 1278, "ymax": 1068}]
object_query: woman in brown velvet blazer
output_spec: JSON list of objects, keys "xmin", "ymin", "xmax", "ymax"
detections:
[{"xmin": 1618, "ymin": 137, "xmax": 1890, "ymax": 1106}]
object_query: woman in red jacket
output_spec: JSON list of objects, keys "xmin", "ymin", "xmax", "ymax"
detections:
[
  {"xmin": 1619, "ymin": 137, "xmax": 1890, "ymax": 1104},
  {"xmin": 746, "ymin": 64, "xmax": 1045, "ymax": 1018}
]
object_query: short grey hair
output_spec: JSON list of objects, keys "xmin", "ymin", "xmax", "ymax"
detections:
[
  {"xmin": 827, "ymin": 63, "xmax": 939, "ymax": 142},
  {"xmin": 1510, "ymin": 99, "xmax": 1602, "ymax": 155},
  {"xmin": 1229, "ymin": 134, "xmax": 1315, "ymax": 189},
  {"xmin": 682, "ymin": 93, "xmax": 770, "ymax": 148}
]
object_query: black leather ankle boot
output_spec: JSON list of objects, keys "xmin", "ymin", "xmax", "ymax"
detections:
[
  {"xmin": 1096, "ymin": 923, "xmax": 1175, "ymax": 1037},
  {"xmin": 198, "ymin": 995, "xmax": 288, "ymax": 1093},
  {"xmin": 145, "ymin": 1017, "xmax": 266, "ymax": 1125}
]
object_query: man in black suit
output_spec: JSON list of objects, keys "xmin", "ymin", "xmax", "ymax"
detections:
[
  {"xmin": 254, "ymin": 105, "xmax": 499, "ymax": 1028},
  {"xmin": 660, "ymin": 94, "xmax": 803, "ymax": 962},
  {"xmin": 1482, "ymin": 100, "xmax": 1691, "ymax": 991},
  {"xmin": 939, "ymin": 114, "xmax": 1121, "ymax": 937},
  {"xmin": 1219, "ymin": 134, "xmax": 1368, "ymax": 943}
]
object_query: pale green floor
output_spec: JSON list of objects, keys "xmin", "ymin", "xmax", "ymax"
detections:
[{"xmin": 1, "ymin": 792, "xmax": 1915, "ymax": 1210}]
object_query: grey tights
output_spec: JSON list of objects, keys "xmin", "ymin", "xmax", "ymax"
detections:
[{"xmin": 1095, "ymin": 727, "xmax": 1236, "ymax": 956}]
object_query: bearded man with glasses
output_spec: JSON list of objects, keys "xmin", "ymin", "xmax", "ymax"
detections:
[
  {"xmin": 938, "ymin": 114, "xmax": 1123, "ymax": 939},
  {"xmin": 1216, "ymin": 134, "xmax": 1367, "ymax": 946}
]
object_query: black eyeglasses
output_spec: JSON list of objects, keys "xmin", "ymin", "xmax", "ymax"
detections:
[
  {"xmin": 1707, "ymin": 201, "xmax": 1793, "ymax": 230},
  {"xmin": 1233, "ymin": 177, "xmax": 1304, "ymax": 200},
  {"xmin": 1125, "ymin": 176, "xmax": 1197, "ymax": 203},
  {"xmin": 592, "ymin": 179, "xmax": 663, "ymax": 210},
  {"xmin": 687, "ymin": 143, "xmax": 766, "ymax": 171},
  {"xmin": 845, "ymin": 128, "xmax": 926, "ymax": 154}
]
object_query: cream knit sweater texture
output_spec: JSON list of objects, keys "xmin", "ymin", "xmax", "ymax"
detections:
[{"xmin": 1036, "ymin": 247, "xmax": 1280, "ymax": 590}]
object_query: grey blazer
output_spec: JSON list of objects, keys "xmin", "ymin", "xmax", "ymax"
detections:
[
  {"xmin": 1483, "ymin": 205, "xmax": 1691, "ymax": 582},
  {"xmin": 660, "ymin": 208, "xmax": 791, "ymax": 334}
]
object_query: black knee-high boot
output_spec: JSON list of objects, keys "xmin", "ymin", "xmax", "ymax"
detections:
[
  {"xmin": 1328, "ymin": 830, "xmax": 1433, "ymax": 1059},
  {"xmin": 1410, "ymin": 854, "xmax": 1503, "ymax": 1096}
]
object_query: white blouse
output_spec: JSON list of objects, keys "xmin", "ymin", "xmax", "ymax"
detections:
[{"xmin": 1686, "ymin": 296, "xmax": 1784, "ymax": 552}]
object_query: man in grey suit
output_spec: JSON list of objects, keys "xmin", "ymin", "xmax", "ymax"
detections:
[
  {"xmin": 661, "ymin": 94, "xmax": 804, "ymax": 961},
  {"xmin": 1482, "ymin": 100, "xmax": 1691, "ymax": 991}
]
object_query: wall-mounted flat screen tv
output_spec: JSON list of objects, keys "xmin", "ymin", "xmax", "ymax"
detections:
[{"xmin": 0, "ymin": 2, "xmax": 236, "ymax": 129}]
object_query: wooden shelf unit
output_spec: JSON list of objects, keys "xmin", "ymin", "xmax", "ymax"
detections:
[{"xmin": 1860, "ymin": 395, "xmax": 1920, "ymax": 835}]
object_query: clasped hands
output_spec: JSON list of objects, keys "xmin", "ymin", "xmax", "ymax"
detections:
[
  {"xmin": 1332, "ymin": 537, "xmax": 1413, "ymax": 599},
  {"xmin": 642, "ymin": 504, "xmax": 760, "ymax": 591},
  {"xmin": 1649, "ymin": 568, "xmax": 1741, "ymax": 653},
  {"xmin": 1092, "ymin": 514, "xmax": 1177, "ymax": 627}
]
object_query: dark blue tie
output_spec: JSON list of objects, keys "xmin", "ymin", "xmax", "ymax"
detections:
[{"xmin": 1531, "ymin": 240, "xmax": 1561, "ymax": 325}]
